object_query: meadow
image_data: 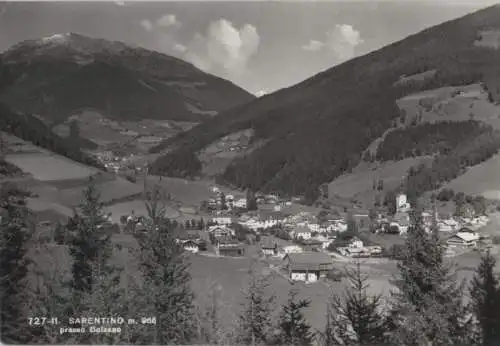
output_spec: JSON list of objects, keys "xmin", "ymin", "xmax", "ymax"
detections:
[
  {"xmin": 328, "ymin": 157, "xmax": 432, "ymax": 202},
  {"xmin": 5, "ymin": 153, "xmax": 96, "ymax": 181},
  {"xmin": 444, "ymin": 151, "xmax": 500, "ymax": 199}
]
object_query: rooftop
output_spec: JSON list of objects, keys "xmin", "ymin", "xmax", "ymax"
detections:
[{"xmin": 285, "ymin": 251, "xmax": 333, "ymax": 271}]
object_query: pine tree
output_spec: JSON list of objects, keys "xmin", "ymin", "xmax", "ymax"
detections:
[
  {"xmin": 247, "ymin": 190, "xmax": 258, "ymax": 211},
  {"xmin": 277, "ymin": 289, "xmax": 313, "ymax": 346},
  {"xmin": 68, "ymin": 177, "xmax": 112, "ymax": 305},
  {"xmin": 388, "ymin": 202, "xmax": 470, "ymax": 345},
  {"xmin": 137, "ymin": 184, "xmax": 196, "ymax": 344},
  {"xmin": 323, "ymin": 261, "xmax": 388, "ymax": 346},
  {"xmin": 197, "ymin": 282, "xmax": 234, "ymax": 345},
  {"xmin": 469, "ymin": 250, "xmax": 500, "ymax": 346},
  {"xmin": 237, "ymin": 265, "xmax": 276, "ymax": 345},
  {"xmin": 0, "ymin": 186, "xmax": 34, "ymax": 343}
]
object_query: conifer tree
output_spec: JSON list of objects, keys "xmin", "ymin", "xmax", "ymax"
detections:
[
  {"xmin": 277, "ymin": 289, "xmax": 313, "ymax": 346},
  {"xmin": 247, "ymin": 190, "xmax": 258, "ymax": 211},
  {"xmin": 0, "ymin": 185, "xmax": 33, "ymax": 343},
  {"xmin": 323, "ymin": 261, "xmax": 388, "ymax": 346},
  {"xmin": 68, "ymin": 177, "xmax": 111, "ymax": 296},
  {"xmin": 469, "ymin": 250, "xmax": 500, "ymax": 346},
  {"xmin": 388, "ymin": 201, "xmax": 470, "ymax": 345},
  {"xmin": 137, "ymin": 184, "xmax": 196, "ymax": 344},
  {"xmin": 237, "ymin": 265, "xmax": 276, "ymax": 345}
]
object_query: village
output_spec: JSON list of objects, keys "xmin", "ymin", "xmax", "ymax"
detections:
[{"xmin": 118, "ymin": 186, "xmax": 493, "ymax": 285}]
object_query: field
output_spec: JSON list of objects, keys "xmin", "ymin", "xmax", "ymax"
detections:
[
  {"xmin": 328, "ymin": 157, "xmax": 432, "ymax": 203},
  {"xmin": 444, "ymin": 151, "xmax": 500, "ymax": 199},
  {"xmin": 396, "ymin": 83, "xmax": 500, "ymax": 130},
  {"xmin": 5, "ymin": 153, "xmax": 97, "ymax": 181},
  {"xmin": 144, "ymin": 176, "xmax": 243, "ymax": 208},
  {"xmin": 103, "ymin": 200, "xmax": 180, "ymax": 223}
]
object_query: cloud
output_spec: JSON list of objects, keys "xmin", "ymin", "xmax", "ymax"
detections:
[
  {"xmin": 256, "ymin": 90, "xmax": 267, "ymax": 97},
  {"xmin": 156, "ymin": 14, "xmax": 179, "ymax": 28},
  {"xmin": 303, "ymin": 24, "xmax": 363, "ymax": 61},
  {"xmin": 140, "ymin": 19, "xmax": 153, "ymax": 32},
  {"xmin": 302, "ymin": 40, "xmax": 324, "ymax": 52},
  {"xmin": 324, "ymin": 24, "xmax": 364, "ymax": 60},
  {"xmin": 185, "ymin": 19, "xmax": 260, "ymax": 77},
  {"xmin": 173, "ymin": 43, "xmax": 187, "ymax": 54},
  {"xmin": 114, "ymin": 1, "xmax": 125, "ymax": 5}
]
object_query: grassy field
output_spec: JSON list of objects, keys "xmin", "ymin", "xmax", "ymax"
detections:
[
  {"xmin": 396, "ymin": 83, "xmax": 500, "ymax": 130},
  {"xmin": 328, "ymin": 157, "xmax": 432, "ymax": 203},
  {"xmin": 103, "ymin": 199, "xmax": 180, "ymax": 223},
  {"xmin": 444, "ymin": 151, "xmax": 500, "ymax": 199},
  {"xmin": 5, "ymin": 153, "xmax": 97, "ymax": 181}
]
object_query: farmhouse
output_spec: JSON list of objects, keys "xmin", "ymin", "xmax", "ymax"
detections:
[
  {"xmin": 284, "ymin": 252, "xmax": 334, "ymax": 283},
  {"xmin": 291, "ymin": 225, "xmax": 312, "ymax": 240},
  {"xmin": 447, "ymin": 230, "xmax": 479, "ymax": 248},
  {"xmin": 300, "ymin": 239, "xmax": 323, "ymax": 252},
  {"xmin": 261, "ymin": 242, "xmax": 278, "ymax": 256},
  {"xmin": 182, "ymin": 240, "xmax": 200, "ymax": 254},
  {"xmin": 217, "ymin": 241, "xmax": 245, "ymax": 257},
  {"xmin": 211, "ymin": 217, "xmax": 233, "ymax": 225},
  {"xmin": 208, "ymin": 225, "xmax": 235, "ymax": 239}
]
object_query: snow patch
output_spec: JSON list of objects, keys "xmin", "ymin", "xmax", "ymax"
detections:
[{"xmin": 40, "ymin": 33, "xmax": 70, "ymax": 45}]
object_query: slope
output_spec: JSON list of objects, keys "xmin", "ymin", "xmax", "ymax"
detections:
[
  {"xmin": 150, "ymin": 4, "xmax": 500, "ymax": 202},
  {"xmin": 0, "ymin": 33, "xmax": 254, "ymax": 123}
]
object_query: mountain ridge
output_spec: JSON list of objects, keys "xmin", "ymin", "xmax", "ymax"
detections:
[
  {"xmin": 0, "ymin": 32, "xmax": 255, "ymax": 123},
  {"xmin": 149, "ymin": 4, "xmax": 500, "ymax": 203}
]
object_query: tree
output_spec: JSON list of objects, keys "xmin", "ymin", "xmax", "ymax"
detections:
[
  {"xmin": 237, "ymin": 265, "xmax": 276, "ymax": 345},
  {"xmin": 0, "ymin": 185, "xmax": 33, "ymax": 343},
  {"xmin": 388, "ymin": 202, "xmax": 471, "ymax": 345},
  {"xmin": 247, "ymin": 190, "xmax": 258, "ymax": 211},
  {"xmin": 69, "ymin": 119, "xmax": 80, "ymax": 138},
  {"xmin": 196, "ymin": 282, "xmax": 234, "ymax": 345},
  {"xmin": 323, "ymin": 261, "xmax": 389, "ymax": 346},
  {"xmin": 68, "ymin": 177, "xmax": 112, "ymax": 296},
  {"xmin": 220, "ymin": 192, "xmax": 227, "ymax": 211},
  {"xmin": 383, "ymin": 190, "xmax": 397, "ymax": 215},
  {"xmin": 277, "ymin": 289, "xmax": 314, "ymax": 346},
  {"xmin": 377, "ymin": 179, "xmax": 384, "ymax": 191},
  {"xmin": 137, "ymin": 184, "xmax": 197, "ymax": 344},
  {"xmin": 469, "ymin": 250, "xmax": 500, "ymax": 345}
]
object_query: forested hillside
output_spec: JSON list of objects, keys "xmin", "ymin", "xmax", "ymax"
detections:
[
  {"xmin": 150, "ymin": 5, "xmax": 500, "ymax": 203},
  {"xmin": 375, "ymin": 121, "xmax": 492, "ymax": 161}
]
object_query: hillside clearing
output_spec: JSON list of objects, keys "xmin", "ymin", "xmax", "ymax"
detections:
[
  {"xmin": 444, "ymin": 151, "xmax": 500, "ymax": 199},
  {"xmin": 5, "ymin": 153, "xmax": 96, "ymax": 181},
  {"xmin": 328, "ymin": 157, "xmax": 433, "ymax": 203}
]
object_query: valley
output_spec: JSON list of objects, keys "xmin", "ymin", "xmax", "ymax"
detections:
[{"xmin": 6, "ymin": 3, "xmax": 500, "ymax": 344}]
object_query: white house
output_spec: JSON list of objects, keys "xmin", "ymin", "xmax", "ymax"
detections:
[
  {"xmin": 281, "ymin": 245, "xmax": 303, "ymax": 255},
  {"xmin": 348, "ymin": 237, "xmax": 364, "ymax": 249},
  {"xmin": 446, "ymin": 231, "xmax": 479, "ymax": 248},
  {"xmin": 211, "ymin": 217, "xmax": 232, "ymax": 225},
  {"xmin": 208, "ymin": 225, "xmax": 236, "ymax": 239},
  {"xmin": 284, "ymin": 252, "xmax": 333, "ymax": 284},
  {"xmin": 292, "ymin": 225, "xmax": 312, "ymax": 240},
  {"xmin": 396, "ymin": 193, "xmax": 411, "ymax": 213},
  {"xmin": 182, "ymin": 240, "xmax": 200, "ymax": 254},
  {"xmin": 233, "ymin": 198, "xmax": 247, "ymax": 209}
]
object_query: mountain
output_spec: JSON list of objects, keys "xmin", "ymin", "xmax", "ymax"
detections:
[
  {"xmin": 149, "ymin": 5, "xmax": 500, "ymax": 203},
  {"xmin": 0, "ymin": 33, "xmax": 254, "ymax": 123}
]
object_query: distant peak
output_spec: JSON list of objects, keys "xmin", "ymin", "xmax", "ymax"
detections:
[{"xmin": 40, "ymin": 33, "xmax": 71, "ymax": 44}]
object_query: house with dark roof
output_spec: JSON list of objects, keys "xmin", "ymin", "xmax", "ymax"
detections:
[
  {"xmin": 283, "ymin": 252, "xmax": 334, "ymax": 283},
  {"xmin": 217, "ymin": 240, "xmax": 245, "ymax": 257},
  {"xmin": 261, "ymin": 241, "xmax": 278, "ymax": 256}
]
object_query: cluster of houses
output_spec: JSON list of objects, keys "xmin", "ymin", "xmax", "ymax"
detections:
[{"xmin": 207, "ymin": 187, "xmax": 247, "ymax": 210}]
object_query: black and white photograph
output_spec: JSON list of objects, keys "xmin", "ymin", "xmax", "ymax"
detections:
[{"xmin": 3, "ymin": 0, "xmax": 500, "ymax": 344}]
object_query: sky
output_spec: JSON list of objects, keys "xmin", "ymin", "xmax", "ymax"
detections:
[{"xmin": 0, "ymin": 1, "xmax": 498, "ymax": 95}]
